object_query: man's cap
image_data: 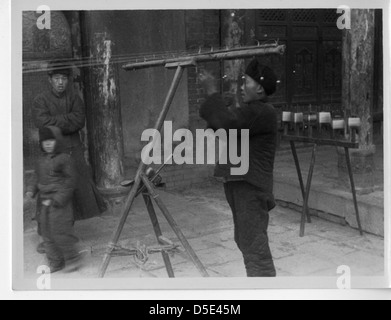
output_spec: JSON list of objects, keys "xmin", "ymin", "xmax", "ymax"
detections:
[
  {"xmin": 245, "ymin": 59, "xmax": 278, "ymax": 96},
  {"xmin": 39, "ymin": 127, "xmax": 56, "ymax": 143},
  {"xmin": 47, "ymin": 60, "xmax": 73, "ymax": 77}
]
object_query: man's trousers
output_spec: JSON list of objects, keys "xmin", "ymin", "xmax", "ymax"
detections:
[{"xmin": 224, "ymin": 181, "xmax": 276, "ymax": 277}]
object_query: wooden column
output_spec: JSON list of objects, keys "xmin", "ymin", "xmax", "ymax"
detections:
[
  {"xmin": 373, "ymin": 9, "xmax": 383, "ymax": 138},
  {"xmin": 340, "ymin": 9, "xmax": 376, "ymax": 190},
  {"xmin": 342, "ymin": 9, "xmax": 375, "ymax": 147},
  {"xmin": 82, "ymin": 12, "xmax": 125, "ymax": 191}
]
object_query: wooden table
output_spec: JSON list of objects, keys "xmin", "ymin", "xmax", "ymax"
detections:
[{"xmin": 282, "ymin": 135, "xmax": 363, "ymax": 237}]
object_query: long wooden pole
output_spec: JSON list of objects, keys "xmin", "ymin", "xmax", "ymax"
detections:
[
  {"xmin": 290, "ymin": 141, "xmax": 311, "ymax": 224},
  {"xmin": 344, "ymin": 147, "xmax": 364, "ymax": 236},
  {"xmin": 300, "ymin": 144, "xmax": 317, "ymax": 237},
  {"xmin": 123, "ymin": 44, "xmax": 286, "ymax": 71}
]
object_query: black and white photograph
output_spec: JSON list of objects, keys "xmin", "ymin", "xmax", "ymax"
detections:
[{"xmin": 9, "ymin": 0, "xmax": 390, "ymax": 293}]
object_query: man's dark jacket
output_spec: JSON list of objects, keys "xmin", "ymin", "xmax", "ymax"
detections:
[
  {"xmin": 33, "ymin": 88, "xmax": 85, "ymax": 150},
  {"xmin": 200, "ymin": 93, "xmax": 277, "ymax": 195}
]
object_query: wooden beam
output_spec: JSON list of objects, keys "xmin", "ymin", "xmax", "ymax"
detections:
[{"xmin": 123, "ymin": 44, "xmax": 286, "ymax": 71}]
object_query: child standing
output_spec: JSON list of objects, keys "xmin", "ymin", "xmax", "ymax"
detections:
[
  {"xmin": 199, "ymin": 59, "xmax": 279, "ymax": 277},
  {"xmin": 26, "ymin": 126, "xmax": 81, "ymax": 273}
]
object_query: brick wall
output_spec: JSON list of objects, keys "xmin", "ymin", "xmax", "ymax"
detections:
[
  {"xmin": 185, "ymin": 10, "xmax": 221, "ymax": 134},
  {"xmin": 160, "ymin": 164, "xmax": 215, "ymax": 190},
  {"xmin": 121, "ymin": 11, "xmax": 223, "ymax": 191},
  {"xmin": 153, "ymin": 10, "xmax": 222, "ymax": 190},
  {"xmin": 24, "ymin": 11, "xmax": 224, "ymax": 194}
]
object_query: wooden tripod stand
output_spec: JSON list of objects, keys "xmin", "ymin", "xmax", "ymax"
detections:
[
  {"xmin": 283, "ymin": 135, "xmax": 363, "ymax": 238},
  {"xmin": 98, "ymin": 64, "xmax": 209, "ymax": 278},
  {"xmin": 98, "ymin": 44, "xmax": 286, "ymax": 278}
]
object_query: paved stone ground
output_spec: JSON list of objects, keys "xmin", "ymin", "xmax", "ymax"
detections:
[
  {"xmin": 23, "ymin": 181, "xmax": 384, "ymax": 280},
  {"xmin": 273, "ymin": 141, "xmax": 384, "ymax": 236},
  {"xmin": 275, "ymin": 142, "xmax": 384, "ymax": 195}
]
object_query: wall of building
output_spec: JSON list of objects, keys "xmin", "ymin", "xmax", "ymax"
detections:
[
  {"xmin": 80, "ymin": 10, "xmax": 220, "ymax": 188},
  {"xmin": 23, "ymin": 9, "xmax": 383, "ymax": 191},
  {"xmin": 23, "ymin": 11, "xmax": 73, "ymax": 170},
  {"xmin": 185, "ymin": 10, "xmax": 221, "ymax": 134},
  {"xmin": 87, "ymin": 11, "xmax": 191, "ymax": 166}
]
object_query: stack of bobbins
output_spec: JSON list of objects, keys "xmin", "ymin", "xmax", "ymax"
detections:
[
  {"xmin": 331, "ymin": 117, "xmax": 345, "ymax": 140},
  {"xmin": 293, "ymin": 112, "xmax": 304, "ymax": 136},
  {"xmin": 282, "ymin": 111, "xmax": 292, "ymax": 135},
  {"xmin": 318, "ymin": 112, "xmax": 332, "ymax": 136},
  {"xmin": 305, "ymin": 113, "xmax": 318, "ymax": 137},
  {"xmin": 348, "ymin": 116, "xmax": 361, "ymax": 143}
]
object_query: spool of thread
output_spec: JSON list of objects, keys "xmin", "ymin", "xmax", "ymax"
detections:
[
  {"xmin": 348, "ymin": 117, "xmax": 362, "ymax": 128},
  {"xmin": 282, "ymin": 112, "xmax": 292, "ymax": 122},
  {"xmin": 307, "ymin": 114, "xmax": 317, "ymax": 122},
  {"xmin": 319, "ymin": 112, "xmax": 332, "ymax": 124},
  {"xmin": 332, "ymin": 119, "xmax": 345, "ymax": 130},
  {"xmin": 294, "ymin": 113, "xmax": 304, "ymax": 123}
]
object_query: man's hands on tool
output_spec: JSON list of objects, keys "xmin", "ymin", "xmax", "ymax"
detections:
[
  {"xmin": 198, "ymin": 69, "xmax": 219, "ymax": 96},
  {"xmin": 26, "ymin": 192, "xmax": 34, "ymax": 199}
]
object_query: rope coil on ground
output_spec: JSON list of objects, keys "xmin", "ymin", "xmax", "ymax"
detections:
[{"xmin": 100, "ymin": 241, "xmax": 181, "ymax": 266}]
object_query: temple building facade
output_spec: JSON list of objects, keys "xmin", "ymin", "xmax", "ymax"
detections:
[{"xmin": 23, "ymin": 9, "xmax": 383, "ymax": 191}]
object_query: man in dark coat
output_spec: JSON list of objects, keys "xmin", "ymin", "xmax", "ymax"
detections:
[
  {"xmin": 33, "ymin": 61, "xmax": 107, "ymax": 223},
  {"xmin": 26, "ymin": 126, "xmax": 80, "ymax": 273},
  {"xmin": 199, "ymin": 59, "xmax": 278, "ymax": 277}
]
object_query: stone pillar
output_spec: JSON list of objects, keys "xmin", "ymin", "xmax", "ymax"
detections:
[
  {"xmin": 82, "ymin": 12, "xmax": 125, "ymax": 194},
  {"xmin": 339, "ymin": 9, "xmax": 376, "ymax": 191}
]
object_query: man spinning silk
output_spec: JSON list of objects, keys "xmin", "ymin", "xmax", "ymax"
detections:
[
  {"xmin": 33, "ymin": 61, "xmax": 107, "ymax": 224},
  {"xmin": 199, "ymin": 58, "xmax": 278, "ymax": 277}
]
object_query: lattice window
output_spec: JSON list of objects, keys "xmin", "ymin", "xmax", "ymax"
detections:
[
  {"xmin": 323, "ymin": 9, "xmax": 339, "ymax": 23},
  {"xmin": 258, "ymin": 26, "xmax": 287, "ymax": 38},
  {"xmin": 295, "ymin": 49, "xmax": 314, "ymax": 90},
  {"xmin": 259, "ymin": 10, "xmax": 287, "ymax": 22},
  {"xmin": 292, "ymin": 10, "xmax": 317, "ymax": 22},
  {"xmin": 323, "ymin": 44, "xmax": 342, "ymax": 89}
]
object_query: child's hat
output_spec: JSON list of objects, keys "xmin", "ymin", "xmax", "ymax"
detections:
[
  {"xmin": 245, "ymin": 58, "xmax": 278, "ymax": 96},
  {"xmin": 39, "ymin": 127, "xmax": 56, "ymax": 143}
]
